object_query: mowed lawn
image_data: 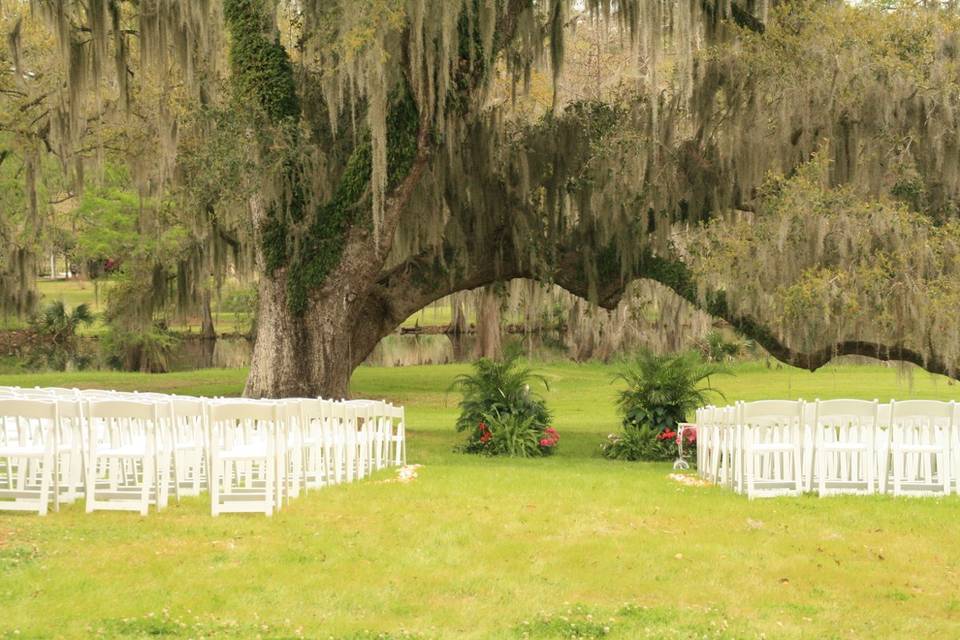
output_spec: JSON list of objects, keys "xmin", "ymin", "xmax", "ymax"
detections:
[{"xmin": 1, "ymin": 362, "xmax": 960, "ymax": 639}]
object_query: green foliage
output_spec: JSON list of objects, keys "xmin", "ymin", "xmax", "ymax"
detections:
[
  {"xmin": 101, "ymin": 324, "xmax": 179, "ymax": 373},
  {"xmin": 451, "ymin": 349, "xmax": 551, "ymax": 432},
  {"xmin": 698, "ymin": 330, "xmax": 743, "ymax": 363},
  {"xmin": 614, "ymin": 350, "xmax": 727, "ymax": 432},
  {"xmin": 23, "ymin": 301, "xmax": 95, "ymax": 371},
  {"xmin": 223, "ymin": 0, "xmax": 299, "ymax": 124},
  {"xmin": 30, "ymin": 300, "xmax": 93, "ymax": 345},
  {"xmin": 468, "ymin": 410, "xmax": 559, "ymax": 457},
  {"xmin": 225, "ymin": 0, "xmax": 422, "ymax": 314},
  {"xmin": 603, "ymin": 350, "xmax": 726, "ymax": 461},
  {"xmin": 451, "ymin": 349, "xmax": 556, "ymax": 456},
  {"xmin": 218, "ymin": 283, "xmax": 258, "ymax": 335},
  {"xmin": 484, "ymin": 411, "xmax": 543, "ymax": 457},
  {"xmin": 600, "ymin": 422, "xmax": 676, "ymax": 462},
  {"xmin": 74, "ymin": 182, "xmax": 140, "ymax": 263},
  {"xmin": 274, "ymin": 86, "xmax": 420, "ymax": 314}
]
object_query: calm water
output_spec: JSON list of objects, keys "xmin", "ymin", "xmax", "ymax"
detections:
[{"xmin": 166, "ymin": 333, "xmax": 570, "ymax": 371}]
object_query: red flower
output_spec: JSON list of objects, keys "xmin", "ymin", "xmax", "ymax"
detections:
[
  {"xmin": 539, "ymin": 438, "xmax": 552, "ymax": 446},
  {"xmin": 480, "ymin": 432, "xmax": 491, "ymax": 444},
  {"xmin": 478, "ymin": 422, "xmax": 489, "ymax": 432},
  {"xmin": 658, "ymin": 430, "xmax": 677, "ymax": 441}
]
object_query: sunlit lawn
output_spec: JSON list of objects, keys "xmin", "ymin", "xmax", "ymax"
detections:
[{"xmin": 2, "ymin": 362, "xmax": 960, "ymax": 638}]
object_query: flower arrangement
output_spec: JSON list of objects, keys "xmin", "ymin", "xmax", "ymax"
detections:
[
  {"xmin": 452, "ymin": 349, "xmax": 556, "ymax": 457},
  {"xmin": 464, "ymin": 414, "xmax": 560, "ymax": 457},
  {"xmin": 602, "ymin": 350, "xmax": 725, "ymax": 462}
]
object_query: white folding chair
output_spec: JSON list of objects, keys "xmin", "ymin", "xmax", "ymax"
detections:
[
  {"xmin": 888, "ymin": 400, "xmax": 954, "ymax": 496},
  {"xmin": 85, "ymin": 400, "xmax": 163, "ymax": 515},
  {"xmin": 739, "ymin": 400, "xmax": 805, "ymax": 498},
  {"xmin": 170, "ymin": 396, "xmax": 208, "ymax": 498},
  {"xmin": 208, "ymin": 400, "xmax": 279, "ymax": 516},
  {"xmin": 54, "ymin": 396, "xmax": 85, "ymax": 504},
  {"xmin": 0, "ymin": 398, "xmax": 59, "ymax": 515},
  {"xmin": 813, "ymin": 399, "xmax": 880, "ymax": 496},
  {"xmin": 387, "ymin": 403, "xmax": 406, "ymax": 467},
  {"xmin": 298, "ymin": 398, "xmax": 338, "ymax": 490}
]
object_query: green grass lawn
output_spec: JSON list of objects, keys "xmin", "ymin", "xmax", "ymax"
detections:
[{"xmin": 2, "ymin": 362, "xmax": 960, "ymax": 639}]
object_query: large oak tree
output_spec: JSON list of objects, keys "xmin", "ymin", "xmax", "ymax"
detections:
[{"xmin": 5, "ymin": 0, "xmax": 960, "ymax": 397}]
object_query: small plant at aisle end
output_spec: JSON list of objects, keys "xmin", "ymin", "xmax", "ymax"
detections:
[
  {"xmin": 451, "ymin": 348, "xmax": 557, "ymax": 457},
  {"xmin": 602, "ymin": 350, "xmax": 728, "ymax": 462}
]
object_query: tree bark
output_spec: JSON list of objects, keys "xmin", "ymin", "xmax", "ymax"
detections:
[
  {"xmin": 445, "ymin": 293, "xmax": 468, "ymax": 335},
  {"xmin": 200, "ymin": 287, "xmax": 216, "ymax": 340},
  {"xmin": 474, "ymin": 287, "xmax": 502, "ymax": 359},
  {"xmin": 243, "ymin": 269, "xmax": 359, "ymax": 399}
]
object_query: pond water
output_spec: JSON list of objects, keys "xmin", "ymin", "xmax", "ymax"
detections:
[{"xmin": 164, "ymin": 333, "xmax": 571, "ymax": 371}]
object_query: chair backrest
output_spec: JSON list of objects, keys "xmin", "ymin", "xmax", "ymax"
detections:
[
  {"xmin": 890, "ymin": 399, "xmax": 955, "ymax": 421},
  {"xmin": 171, "ymin": 396, "xmax": 205, "ymax": 418},
  {"xmin": 208, "ymin": 400, "xmax": 278, "ymax": 423},
  {"xmin": 0, "ymin": 398, "xmax": 59, "ymax": 421},
  {"xmin": 299, "ymin": 398, "xmax": 328, "ymax": 419},
  {"xmin": 815, "ymin": 399, "xmax": 879, "ymax": 423},
  {"xmin": 87, "ymin": 399, "xmax": 158, "ymax": 421},
  {"xmin": 55, "ymin": 398, "xmax": 83, "ymax": 420},
  {"xmin": 739, "ymin": 400, "xmax": 804, "ymax": 424}
]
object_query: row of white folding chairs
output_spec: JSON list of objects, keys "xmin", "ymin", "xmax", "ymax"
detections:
[
  {"xmin": 694, "ymin": 399, "xmax": 960, "ymax": 499},
  {"xmin": 0, "ymin": 386, "xmax": 405, "ymax": 516}
]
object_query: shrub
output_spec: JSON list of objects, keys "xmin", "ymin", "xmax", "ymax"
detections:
[
  {"xmin": 602, "ymin": 350, "xmax": 727, "ymax": 462},
  {"xmin": 101, "ymin": 323, "xmax": 179, "ymax": 373},
  {"xmin": 30, "ymin": 301, "xmax": 94, "ymax": 345},
  {"xmin": 451, "ymin": 349, "xmax": 557, "ymax": 456},
  {"xmin": 25, "ymin": 301, "xmax": 95, "ymax": 371},
  {"xmin": 468, "ymin": 412, "xmax": 560, "ymax": 457},
  {"xmin": 697, "ymin": 330, "xmax": 743, "ymax": 362}
]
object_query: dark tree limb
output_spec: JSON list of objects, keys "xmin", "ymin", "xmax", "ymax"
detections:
[{"xmin": 356, "ymin": 231, "xmax": 957, "ymax": 380}]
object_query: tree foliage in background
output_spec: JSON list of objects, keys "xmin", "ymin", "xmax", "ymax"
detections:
[{"xmin": 5, "ymin": 1, "xmax": 960, "ymax": 395}]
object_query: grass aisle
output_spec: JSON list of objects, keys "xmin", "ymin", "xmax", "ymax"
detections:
[{"xmin": 1, "ymin": 362, "xmax": 960, "ymax": 638}]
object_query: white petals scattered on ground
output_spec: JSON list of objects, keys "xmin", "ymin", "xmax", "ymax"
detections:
[
  {"xmin": 746, "ymin": 518, "xmax": 765, "ymax": 531},
  {"xmin": 667, "ymin": 473, "xmax": 713, "ymax": 487},
  {"xmin": 377, "ymin": 464, "xmax": 423, "ymax": 484}
]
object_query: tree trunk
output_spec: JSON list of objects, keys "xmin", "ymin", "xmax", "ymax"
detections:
[
  {"xmin": 445, "ymin": 293, "xmax": 467, "ymax": 335},
  {"xmin": 200, "ymin": 288, "xmax": 216, "ymax": 340},
  {"xmin": 475, "ymin": 286, "xmax": 502, "ymax": 360},
  {"xmin": 244, "ymin": 270, "xmax": 361, "ymax": 399}
]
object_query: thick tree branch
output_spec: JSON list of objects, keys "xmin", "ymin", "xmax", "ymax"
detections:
[{"xmin": 358, "ymin": 233, "xmax": 957, "ymax": 379}]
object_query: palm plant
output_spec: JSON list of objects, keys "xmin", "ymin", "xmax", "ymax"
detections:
[
  {"xmin": 450, "ymin": 348, "xmax": 551, "ymax": 433},
  {"xmin": 450, "ymin": 348, "xmax": 555, "ymax": 455},
  {"xmin": 32, "ymin": 301, "xmax": 94, "ymax": 345},
  {"xmin": 604, "ymin": 350, "xmax": 729, "ymax": 461}
]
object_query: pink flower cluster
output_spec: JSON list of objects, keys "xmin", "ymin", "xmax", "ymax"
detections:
[
  {"xmin": 477, "ymin": 422, "xmax": 492, "ymax": 444},
  {"xmin": 657, "ymin": 427, "xmax": 697, "ymax": 444},
  {"xmin": 539, "ymin": 426, "xmax": 559, "ymax": 448}
]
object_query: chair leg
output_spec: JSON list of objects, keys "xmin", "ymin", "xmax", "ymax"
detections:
[
  {"xmin": 210, "ymin": 457, "xmax": 221, "ymax": 517},
  {"xmin": 37, "ymin": 453, "xmax": 52, "ymax": 516},
  {"xmin": 140, "ymin": 455, "xmax": 153, "ymax": 516}
]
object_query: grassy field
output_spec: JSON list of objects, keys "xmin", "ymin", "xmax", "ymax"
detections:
[{"xmin": 2, "ymin": 362, "xmax": 960, "ymax": 639}]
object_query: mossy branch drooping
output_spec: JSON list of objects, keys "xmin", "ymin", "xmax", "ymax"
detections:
[{"xmin": 225, "ymin": 0, "xmax": 420, "ymax": 314}]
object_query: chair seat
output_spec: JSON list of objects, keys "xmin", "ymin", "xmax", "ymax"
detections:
[
  {"xmin": 893, "ymin": 444, "xmax": 944, "ymax": 452},
  {"xmin": 819, "ymin": 442, "xmax": 870, "ymax": 450},
  {"xmin": 219, "ymin": 443, "xmax": 269, "ymax": 460},
  {"xmin": 97, "ymin": 445, "xmax": 149, "ymax": 457},
  {"xmin": 0, "ymin": 445, "xmax": 45, "ymax": 457},
  {"xmin": 750, "ymin": 443, "xmax": 798, "ymax": 452}
]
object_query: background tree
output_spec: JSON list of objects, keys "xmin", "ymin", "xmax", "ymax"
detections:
[{"xmin": 5, "ymin": 1, "xmax": 960, "ymax": 397}]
